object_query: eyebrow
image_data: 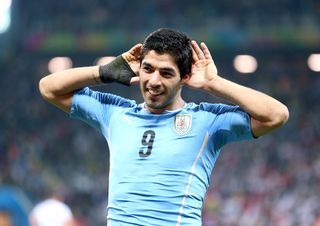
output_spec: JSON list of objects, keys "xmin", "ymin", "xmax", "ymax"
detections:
[{"xmin": 142, "ymin": 62, "xmax": 177, "ymax": 74}]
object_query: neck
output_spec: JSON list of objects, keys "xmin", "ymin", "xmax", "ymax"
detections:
[{"xmin": 146, "ymin": 98, "xmax": 186, "ymax": 114}]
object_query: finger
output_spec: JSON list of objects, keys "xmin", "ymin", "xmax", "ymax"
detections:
[
  {"xmin": 200, "ymin": 42, "xmax": 212, "ymax": 60},
  {"xmin": 130, "ymin": 76, "xmax": 140, "ymax": 85},
  {"xmin": 123, "ymin": 43, "xmax": 142, "ymax": 62},
  {"xmin": 129, "ymin": 43, "xmax": 143, "ymax": 57},
  {"xmin": 191, "ymin": 40, "xmax": 205, "ymax": 60},
  {"xmin": 191, "ymin": 41, "xmax": 200, "ymax": 61},
  {"xmin": 191, "ymin": 41, "xmax": 199, "ymax": 62},
  {"xmin": 192, "ymin": 46, "xmax": 199, "ymax": 62}
]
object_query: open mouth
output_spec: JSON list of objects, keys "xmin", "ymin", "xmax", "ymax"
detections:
[{"xmin": 147, "ymin": 88, "xmax": 164, "ymax": 97}]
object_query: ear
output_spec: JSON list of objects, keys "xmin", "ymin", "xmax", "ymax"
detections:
[{"xmin": 181, "ymin": 74, "xmax": 191, "ymax": 85}]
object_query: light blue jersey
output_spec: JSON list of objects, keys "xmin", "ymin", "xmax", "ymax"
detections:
[{"xmin": 70, "ymin": 87, "xmax": 254, "ymax": 226}]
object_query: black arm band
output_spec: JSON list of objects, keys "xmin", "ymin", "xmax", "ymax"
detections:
[{"xmin": 98, "ymin": 55, "xmax": 136, "ymax": 86}]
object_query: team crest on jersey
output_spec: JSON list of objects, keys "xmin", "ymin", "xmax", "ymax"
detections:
[{"xmin": 174, "ymin": 114, "xmax": 192, "ymax": 135}]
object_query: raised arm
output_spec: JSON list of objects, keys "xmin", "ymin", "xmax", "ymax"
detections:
[
  {"xmin": 186, "ymin": 41, "xmax": 289, "ymax": 137},
  {"xmin": 39, "ymin": 44, "xmax": 142, "ymax": 113},
  {"xmin": 39, "ymin": 65, "xmax": 100, "ymax": 113}
]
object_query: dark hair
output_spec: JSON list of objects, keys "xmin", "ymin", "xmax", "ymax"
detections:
[{"xmin": 140, "ymin": 28, "xmax": 192, "ymax": 79}]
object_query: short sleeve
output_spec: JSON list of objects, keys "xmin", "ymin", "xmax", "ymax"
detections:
[
  {"xmin": 70, "ymin": 87, "xmax": 135, "ymax": 132},
  {"xmin": 200, "ymin": 103, "xmax": 254, "ymax": 150}
]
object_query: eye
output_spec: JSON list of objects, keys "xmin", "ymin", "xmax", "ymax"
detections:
[
  {"xmin": 142, "ymin": 66, "xmax": 153, "ymax": 73},
  {"xmin": 161, "ymin": 72, "xmax": 172, "ymax": 78},
  {"xmin": 160, "ymin": 71, "xmax": 174, "ymax": 78}
]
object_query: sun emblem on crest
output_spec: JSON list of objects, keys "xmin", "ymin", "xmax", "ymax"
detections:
[{"xmin": 174, "ymin": 114, "xmax": 192, "ymax": 135}]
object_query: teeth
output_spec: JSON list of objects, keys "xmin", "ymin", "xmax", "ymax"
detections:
[{"xmin": 148, "ymin": 89, "xmax": 161, "ymax": 95}]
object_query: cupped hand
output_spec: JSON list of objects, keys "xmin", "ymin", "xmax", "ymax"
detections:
[
  {"xmin": 184, "ymin": 41, "xmax": 218, "ymax": 89},
  {"xmin": 121, "ymin": 43, "xmax": 142, "ymax": 85}
]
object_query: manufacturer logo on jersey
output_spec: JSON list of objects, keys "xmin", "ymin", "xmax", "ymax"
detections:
[
  {"xmin": 174, "ymin": 114, "xmax": 192, "ymax": 135},
  {"xmin": 122, "ymin": 115, "xmax": 133, "ymax": 126}
]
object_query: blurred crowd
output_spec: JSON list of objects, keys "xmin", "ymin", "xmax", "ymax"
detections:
[
  {"xmin": 17, "ymin": 0, "xmax": 320, "ymax": 33},
  {"xmin": 1, "ymin": 51, "xmax": 319, "ymax": 226},
  {"xmin": 1, "ymin": 0, "xmax": 320, "ymax": 225},
  {"xmin": 12, "ymin": 0, "xmax": 320, "ymax": 54}
]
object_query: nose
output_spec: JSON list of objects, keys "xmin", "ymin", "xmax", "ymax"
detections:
[{"xmin": 148, "ymin": 71, "xmax": 161, "ymax": 87}]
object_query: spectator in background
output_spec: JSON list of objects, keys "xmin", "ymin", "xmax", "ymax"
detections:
[
  {"xmin": 29, "ymin": 198, "xmax": 75, "ymax": 226},
  {"xmin": 0, "ymin": 186, "xmax": 31, "ymax": 226},
  {"xmin": 0, "ymin": 211, "xmax": 12, "ymax": 226}
]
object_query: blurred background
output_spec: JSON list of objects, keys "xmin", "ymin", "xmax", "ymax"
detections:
[{"xmin": 0, "ymin": 0, "xmax": 319, "ymax": 225}]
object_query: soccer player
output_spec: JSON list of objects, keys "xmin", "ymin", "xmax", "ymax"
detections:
[
  {"xmin": 29, "ymin": 198, "xmax": 74, "ymax": 226},
  {"xmin": 39, "ymin": 28, "xmax": 289, "ymax": 225},
  {"xmin": 0, "ymin": 211, "xmax": 12, "ymax": 226}
]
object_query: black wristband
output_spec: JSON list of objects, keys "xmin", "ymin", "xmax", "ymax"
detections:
[{"xmin": 99, "ymin": 55, "xmax": 136, "ymax": 86}]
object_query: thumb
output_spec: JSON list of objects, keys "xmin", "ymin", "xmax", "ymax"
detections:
[
  {"xmin": 130, "ymin": 43, "xmax": 143, "ymax": 57},
  {"xmin": 124, "ymin": 43, "xmax": 142, "ymax": 61},
  {"xmin": 130, "ymin": 76, "xmax": 140, "ymax": 85}
]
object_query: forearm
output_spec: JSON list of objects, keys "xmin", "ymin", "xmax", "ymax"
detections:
[
  {"xmin": 189, "ymin": 40, "xmax": 288, "ymax": 136},
  {"xmin": 39, "ymin": 46, "xmax": 140, "ymax": 113},
  {"xmin": 204, "ymin": 75, "xmax": 289, "ymax": 123},
  {"xmin": 39, "ymin": 66, "xmax": 100, "ymax": 99}
]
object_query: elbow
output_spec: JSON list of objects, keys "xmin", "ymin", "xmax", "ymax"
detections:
[
  {"xmin": 282, "ymin": 105, "xmax": 290, "ymax": 124},
  {"xmin": 39, "ymin": 76, "xmax": 54, "ymax": 101},
  {"xmin": 252, "ymin": 104, "xmax": 289, "ymax": 137},
  {"xmin": 272, "ymin": 104, "xmax": 289, "ymax": 128}
]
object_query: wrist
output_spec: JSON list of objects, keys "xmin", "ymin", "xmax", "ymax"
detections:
[
  {"xmin": 99, "ymin": 55, "xmax": 136, "ymax": 86},
  {"xmin": 202, "ymin": 75, "xmax": 221, "ymax": 93},
  {"xmin": 92, "ymin": 66, "xmax": 102, "ymax": 84}
]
